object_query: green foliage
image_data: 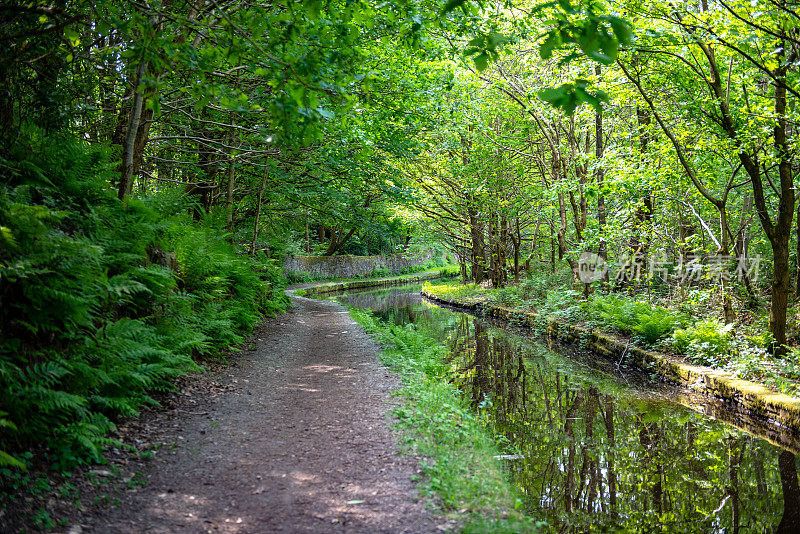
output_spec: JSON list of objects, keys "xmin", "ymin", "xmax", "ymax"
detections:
[
  {"xmin": 585, "ymin": 295, "xmax": 685, "ymax": 345},
  {"xmin": 371, "ymin": 267, "xmax": 392, "ymax": 278},
  {"xmin": 0, "ymin": 132, "xmax": 286, "ymax": 470},
  {"xmin": 672, "ymin": 320, "xmax": 734, "ymax": 367},
  {"xmin": 539, "ymin": 290, "xmax": 584, "ymax": 323},
  {"xmin": 493, "ymin": 286, "xmax": 524, "ymax": 308}
]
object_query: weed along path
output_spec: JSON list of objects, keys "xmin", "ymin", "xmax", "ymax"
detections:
[{"xmin": 80, "ymin": 289, "xmax": 440, "ymax": 533}]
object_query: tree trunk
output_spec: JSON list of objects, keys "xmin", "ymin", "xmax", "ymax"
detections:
[
  {"xmin": 469, "ymin": 205, "xmax": 485, "ymax": 284},
  {"xmin": 513, "ymin": 218, "xmax": 521, "ymax": 283},
  {"xmin": 250, "ymin": 167, "xmax": 267, "ymax": 258},
  {"xmin": 118, "ymin": 60, "xmax": 147, "ymax": 199},
  {"xmin": 305, "ymin": 210, "xmax": 311, "ymax": 253},
  {"xmin": 772, "ymin": 233, "xmax": 792, "ymax": 352},
  {"xmin": 226, "ymin": 154, "xmax": 235, "ymax": 234},
  {"xmin": 489, "ymin": 211, "xmax": 499, "ymax": 287},
  {"xmin": 596, "ymin": 65, "xmax": 608, "ymax": 288},
  {"xmin": 778, "ymin": 451, "xmax": 800, "ymax": 534},
  {"xmin": 728, "ymin": 437, "xmax": 742, "ymax": 534},
  {"xmin": 558, "ymin": 192, "xmax": 579, "ymax": 281},
  {"xmin": 795, "ymin": 199, "xmax": 800, "ymax": 299},
  {"xmin": 604, "ymin": 397, "xmax": 617, "ymax": 519}
]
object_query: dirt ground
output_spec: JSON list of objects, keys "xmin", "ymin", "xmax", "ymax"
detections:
[{"xmin": 14, "ymin": 291, "xmax": 446, "ymax": 533}]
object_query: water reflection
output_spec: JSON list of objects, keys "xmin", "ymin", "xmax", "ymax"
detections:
[
  {"xmin": 451, "ymin": 316, "xmax": 800, "ymax": 533},
  {"xmin": 335, "ymin": 284, "xmax": 426, "ymax": 326},
  {"xmin": 334, "ymin": 285, "xmax": 800, "ymax": 532}
]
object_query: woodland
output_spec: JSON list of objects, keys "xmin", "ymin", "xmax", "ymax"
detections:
[{"xmin": 1, "ymin": 0, "xmax": 799, "ymax": 498}]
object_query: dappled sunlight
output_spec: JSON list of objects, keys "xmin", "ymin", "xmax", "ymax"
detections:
[
  {"xmin": 302, "ymin": 364, "xmax": 357, "ymax": 374},
  {"xmin": 285, "ymin": 382, "xmax": 321, "ymax": 392},
  {"xmin": 131, "ymin": 457, "xmax": 423, "ymax": 532},
  {"xmin": 142, "ymin": 489, "xmax": 252, "ymax": 533}
]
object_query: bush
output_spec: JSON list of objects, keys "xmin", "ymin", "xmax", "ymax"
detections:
[
  {"xmin": 585, "ymin": 295, "xmax": 685, "ymax": 345},
  {"xmin": 540, "ymin": 289, "xmax": 584, "ymax": 322},
  {"xmin": 492, "ymin": 286, "xmax": 524, "ymax": 308},
  {"xmin": 672, "ymin": 320, "xmax": 734, "ymax": 366},
  {"xmin": 371, "ymin": 267, "xmax": 392, "ymax": 278}
]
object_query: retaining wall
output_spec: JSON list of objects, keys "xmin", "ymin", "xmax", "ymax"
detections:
[
  {"xmin": 297, "ymin": 272, "xmax": 445, "ymax": 298},
  {"xmin": 284, "ymin": 252, "xmax": 434, "ymax": 279}
]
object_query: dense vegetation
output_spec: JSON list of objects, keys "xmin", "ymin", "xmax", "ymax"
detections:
[
  {"xmin": 411, "ymin": 1, "xmax": 800, "ymax": 359},
  {"xmin": 0, "ymin": 131, "xmax": 288, "ymax": 469},
  {"xmin": 0, "ymin": 0, "xmax": 458, "ymax": 471},
  {"xmin": 1, "ymin": 0, "xmax": 798, "ymax": 501}
]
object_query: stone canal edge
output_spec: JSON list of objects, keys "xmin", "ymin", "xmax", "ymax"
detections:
[{"xmin": 421, "ymin": 289, "xmax": 800, "ymax": 442}]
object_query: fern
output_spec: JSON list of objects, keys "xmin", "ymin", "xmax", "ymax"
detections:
[
  {"xmin": 1, "ymin": 131, "xmax": 284, "ymax": 471},
  {"xmin": 585, "ymin": 295, "xmax": 684, "ymax": 345}
]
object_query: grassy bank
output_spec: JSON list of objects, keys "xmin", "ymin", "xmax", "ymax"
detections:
[{"xmin": 349, "ymin": 307, "xmax": 548, "ymax": 533}]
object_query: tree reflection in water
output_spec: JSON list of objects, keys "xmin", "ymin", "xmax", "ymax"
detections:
[
  {"xmin": 448, "ymin": 315, "xmax": 799, "ymax": 533},
  {"xmin": 334, "ymin": 284, "xmax": 800, "ymax": 532}
]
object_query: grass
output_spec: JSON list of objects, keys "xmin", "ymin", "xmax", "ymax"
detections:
[{"xmin": 349, "ymin": 307, "xmax": 549, "ymax": 533}]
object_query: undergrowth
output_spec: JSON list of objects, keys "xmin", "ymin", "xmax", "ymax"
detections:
[
  {"xmin": 583, "ymin": 295, "xmax": 686, "ymax": 345},
  {"xmin": 0, "ymin": 131, "xmax": 287, "ymax": 472},
  {"xmin": 350, "ymin": 307, "xmax": 549, "ymax": 533}
]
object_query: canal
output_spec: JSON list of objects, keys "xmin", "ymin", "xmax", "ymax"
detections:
[{"xmin": 331, "ymin": 282, "xmax": 800, "ymax": 533}]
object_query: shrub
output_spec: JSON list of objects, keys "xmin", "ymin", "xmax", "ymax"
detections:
[
  {"xmin": 585, "ymin": 295, "xmax": 684, "ymax": 345},
  {"xmin": 672, "ymin": 320, "xmax": 734, "ymax": 366},
  {"xmin": 540, "ymin": 289, "xmax": 584, "ymax": 322},
  {"xmin": 371, "ymin": 267, "xmax": 392, "ymax": 278},
  {"xmin": 635, "ymin": 307, "xmax": 684, "ymax": 344},
  {"xmin": 492, "ymin": 286, "xmax": 524, "ymax": 307}
]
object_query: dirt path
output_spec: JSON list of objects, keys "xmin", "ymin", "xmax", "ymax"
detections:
[{"xmin": 78, "ymin": 291, "xmax": 441, "ymax": 533}]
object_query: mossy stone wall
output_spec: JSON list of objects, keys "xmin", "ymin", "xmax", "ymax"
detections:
[
  {"xmin": 284, "ymin": 252, "xmax": 433, "ymax": 279},
  {"xmin": 297, "ymin": 272, "xmax": 445, "ymax": 297}
]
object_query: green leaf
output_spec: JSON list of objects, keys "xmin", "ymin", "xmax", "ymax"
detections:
[
  {"xmin": 289, "ymin": 86, "xmax": 305, "ymax": 107},
  {"xmin": 540, "ymin": 32, "xmax": 561, "ymax": 59},
  {"xmin": 557, "ymin": 0, "xmax": 576, "ymax": 14},
  {"xmin": 599, "ymin": 32, "xmax": 619, "ymax": 60},
  {"xmin": 557, "ymin": 52, "xmax": 583, "ymax": 66},
  {"xmin": 0, "ymin": 451, "xmax": 25, "ymax": 469},
  {"xmin": 609, "ymin": 16, "xmax": 633, "ymax": 45},
  {"xmin": 539, "ymin": 85, "xmax": 567, "ymax": 104},
  {"xmin": 442, "ymin": 0, "xmax": 469, "ymax": 14},
  {"xmin": 586, "ymin": 50, "xmax": 613, "ymax": 64},
  {"xmin": 63, "ymin": 27, "xmax": 80, "ymax": 47},
  {"xmin": 473, "ymin": 53, "xmax": 489, "ymax": 72},
  {"xmin": 578, "ymin": 24, "xmax": 600, "ymax": 54}
]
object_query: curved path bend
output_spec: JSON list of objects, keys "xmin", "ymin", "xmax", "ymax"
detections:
[{"xmin": 83, "ymin": 290, "xmax": 439, "ymax": 533}]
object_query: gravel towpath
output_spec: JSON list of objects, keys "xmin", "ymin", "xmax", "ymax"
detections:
[{"xmin": 81, "ymin": 291, "xmax": 439, "ymax": 533}]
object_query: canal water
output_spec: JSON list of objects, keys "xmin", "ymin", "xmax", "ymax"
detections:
[{"xmin": 331, "ymin": 283, "xmax": 800, "ymax": 533}]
